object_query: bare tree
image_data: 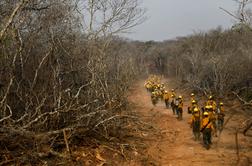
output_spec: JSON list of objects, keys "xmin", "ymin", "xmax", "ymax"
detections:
[
  {"xmin": 220, "ymin": 0, "xmax": 252, "ymax": 28},
  {"xmin": 0, "ymin": 0, "xmax": 146, "ymax": 164}
]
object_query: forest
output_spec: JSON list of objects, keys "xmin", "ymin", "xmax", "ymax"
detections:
[{"xmin": 0, "ymin": 0, "xmax": 251, "ymax": 165}]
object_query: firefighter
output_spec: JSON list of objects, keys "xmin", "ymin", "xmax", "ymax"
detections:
[
  {"xmin": 191, "ymin": 93, "xmax": 195, "ymax": 102},
  {"xmin": 217, "ymin": 102, "xmax": 225, "ymax": 131},
  {"xmin": 160, "ymin": 83, "xmax": 164, "ymax": 89},
  {"xmin": 156, "ymin": 87, "xmax": 163, "ymax": 100},
  {"xmin": 163, "ymin": 90, "xmax": 170, "ymax": 108},
  {"xmin": 170, "ymin": 89, "xmax": 176, "ymax": 114},
  {"xmin": 201, "ymin": 111, "xmax": 215, "ymax": 150},
  {"xmin": 188, "ymin": 93, "xmax": 195, "ymax": 113},
  {"xmin": 171, "ymin": 94, "xmax": 176, "ymax": 114},
  {"xmin": 202, "ymin": 105, "xmax": 210, "ymax": 116},
  {"xmin": 177, "ymin": 96, "xmax": 183, "ymax": 120},
  {"xmin": 151, "ymin": 91, "xmax": 158, "ymax": 106},
  {"xmin": 152, "ymin": 84, "xmax": 158, "ymax": 92},
  {"xmin": 207, "ymin": 105, "xmax": 217, "ymax": 137},
  {"xmin": 190, "ymin": 107, "xmax": 201, "ymax": 141},
  {"xmin": 207, "ymin": 105, "xmax": 214, "ymax": 121},
  {"xmin": 160, "ymin": 83, "xmax": 165, "ymax": 95},
  {"xmin": 188, "ymin": 99, "xmax": 197, "ymax": 114},
  {"xmin": 144, "ymin": 81, "xmax": 152, "ymax": 92},
  {"xmin": 191, "ymin": 100, "xmax": 200, "ymax": 115},
  {"xmin": 206, "ymin": 95, "xmax": 217, "ymax": 112},
  {"xmin": 171, "ymin": 89, "xmax": 175, "ymax": 96}
]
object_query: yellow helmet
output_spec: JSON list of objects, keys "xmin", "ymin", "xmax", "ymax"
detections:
[
  {"xmin": 164, "ymin": 90, "xmax": 168, "ymax": 93},
  {"xmin": 205, "ymin": 105, "xmax": 210, "ymax": 109},
  {"xmin": 192, "ymin": 100, "xmax": 196, "ymax": 104},
  {"xmin": 209, "ymin": 95, "xmax": 213, "ymax": 100},
  {"xmin": 220, "ymin": 102, "xmax": 224, "ymax": 106},
  {"xmin": 194, "ymin": 107, "xmax": 199, "ymax": 112},
  {"xmin": 203, "ymin": 112, "xmax": 209, "ymax": 116},
  {"xmin": 178, "ymin": 95, "xmax": 182, "ymax": 99},
  {"xmin": 191, "ymin": 93, "xmax": 195, "ymax": 96}
]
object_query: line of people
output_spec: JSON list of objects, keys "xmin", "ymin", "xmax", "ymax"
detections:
[
  {"xmin": 144, "ymin": 75, "xmax": 226, "ymax": 150},
  {"xmin": 144, "ymin": 75, "xmax": 184, "ymax": 120},
  {"xmin": 188, "ymin": 94, "xmax": 225, "ymax": 149}
]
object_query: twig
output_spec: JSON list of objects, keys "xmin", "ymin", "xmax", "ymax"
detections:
[
  {"xmin": 0, "ymin": 77, "xmax": 14, "ymax": 106},
  {"xmin": 0, "ymin": 104, "xmax": 12, "ymax": 123},
  {"xmin": 22, "ymin": 110, "xmax": 59, "ymax": 129},
  {"xmin": 219, "ymin": 7, "xmax": 241, "ymax": 21},
  {"xmin": 22, "ymin": 99, "xmax": 94, "ymax": 129},
  {"xmin": 94, "ymin": 115, "xmax": 138, "ymax": 128},
  {"xmin": 74, "ymin": 83, "xmax": 91, "ymax": 98},
  {"xmin": 63, "ymin": 129, "xmax": 72, "ymax": 157},
  {"xmin": 31, "ymin": 47, "xmax": 52, "ymax": 89},
  {"xmin": 120, "ymin": 144, "xmax": 128, "ymax": 160},
  {"xmin": 14, "ymin": 113, "xmax": 28, "ymax": 123}
]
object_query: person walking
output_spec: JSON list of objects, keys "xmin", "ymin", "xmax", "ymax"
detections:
[
  {"xmin": 163, "ymin": 90, "xmax": 170, "ymax": 108},
  {"xmin": 190, "ymin": 107, "xmax": 201, "ymax": 141},
  {"xmin": 201, "ymin": 112, "xmax": 215, "ymax": 150},
  {"xmin": 177, "ymin": 96, "xmax": 183, "ymax": 120}
]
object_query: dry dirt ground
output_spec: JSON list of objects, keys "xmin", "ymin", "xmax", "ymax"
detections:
[{"xmin": 125, "ymin": 79, "xmax": 252, "ymax": 166}]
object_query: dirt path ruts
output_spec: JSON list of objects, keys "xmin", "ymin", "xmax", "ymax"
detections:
[{"xmin": 128, "ymin": 79, "xmax": 249, "ymax": 166}]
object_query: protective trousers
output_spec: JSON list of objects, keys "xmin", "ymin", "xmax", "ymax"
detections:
[
  {"xmin": 203, "ymin": 128, "xmax": 212, "ymax": 149},
  {"xmin": 193, "ymin": 119, "xmax": 200, "ymax": 141},
  {"xmin": 165, "ymin": 99, "xmax": 169, "ymax": 108}
]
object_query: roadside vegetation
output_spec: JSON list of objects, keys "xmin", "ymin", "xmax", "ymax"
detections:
[{"xmin": 0, "ymin": 0, "xmax": 251, "ymax": 165}]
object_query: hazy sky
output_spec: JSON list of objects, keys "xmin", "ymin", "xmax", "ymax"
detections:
[{"xmin": 125, "ymin": 0, "xmax": 239, "ymax": 41}]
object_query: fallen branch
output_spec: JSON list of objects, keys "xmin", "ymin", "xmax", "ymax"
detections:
[
  {"xmin": 22, "ymin": 110, "xmax": 59, "ymax": 129},
  {"xmin": 63, "ymin": 129, "xmax": 72, "ymax": 157},
  {"xmin": 22, "ymin": 99, "xmax": 94, "ymax": 129},
  {"xmin": 94, "ymin": 115, "xmax": 138, "ymax": 128},
  {"xmin": 0, "ymin": 127, "xmax": 35, "ymax": 138},
  {"xmin": 232, "ymin": 91, "xmax": 252, "ymax": 106}
]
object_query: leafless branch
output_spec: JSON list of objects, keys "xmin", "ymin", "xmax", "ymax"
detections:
[
  {"xmin": 94, "ymin": 115, "xmax": 138, "ymax": 128},
  {"xmin": 232, "ymin": 91, "xmax": 252, "ymax": 106},
  {"xmin": 0, "ymin": 104, "xmax": 12, "ymax": 123},
  {"xmin": 220, "ymin": 7, "xmax": 241, "ymax": 21},
  {"xmin": 0, "ymin": 0, "xmax": 30, "ymax": 41},
  {"xmin": 31, "ymin": 47, "xmax": 52, "ymax": 89},
  {"xmin": 0, "ymin": 77, "xmax": 14, "ymax": 106}
]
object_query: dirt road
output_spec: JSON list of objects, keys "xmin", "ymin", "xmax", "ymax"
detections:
[{"xmin": 128, "ymin": 79, "xmax": 251, "ymax": 166}]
